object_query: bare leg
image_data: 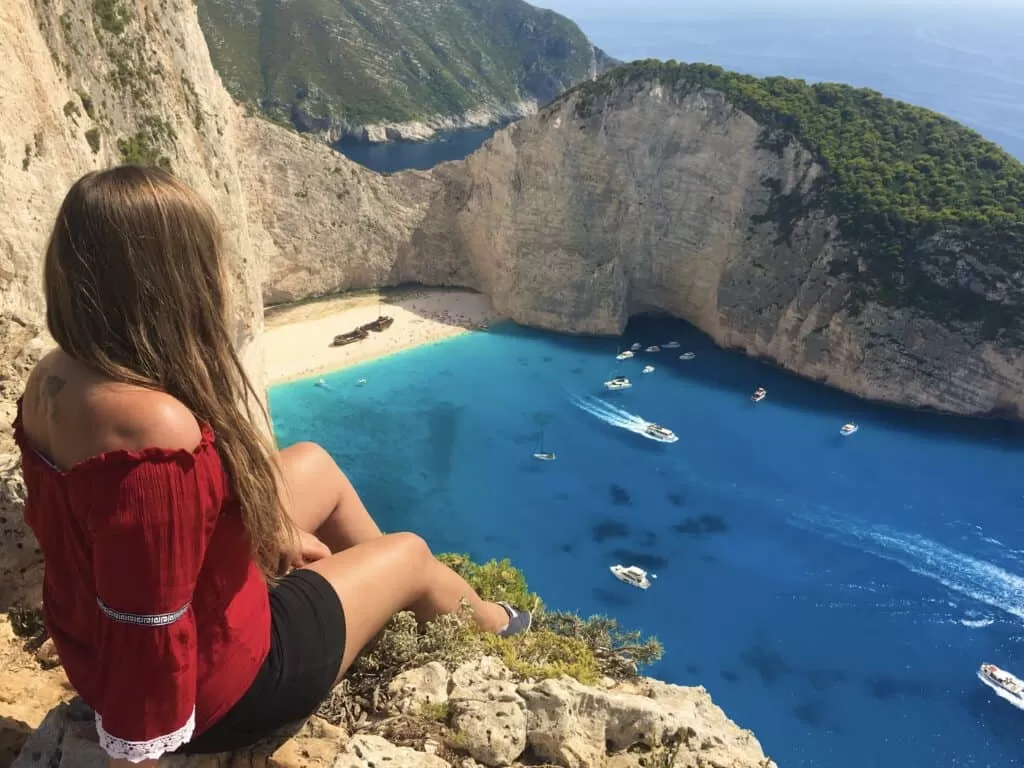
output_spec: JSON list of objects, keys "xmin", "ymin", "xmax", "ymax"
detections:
[
  {"xmin": 277, "ymin": 442, "xmax": 518, "ymax": 668},
  {"xmin": 304, "ymin": 532, "xmax": 512, "ymax": 675},
  {"xmin": 276, "ymin": 442, "xmax": 382, "ymax": 551}
]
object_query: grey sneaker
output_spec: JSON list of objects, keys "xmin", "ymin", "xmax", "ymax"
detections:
[{"xmin": 496, "ymin": 601, "xmax": 532, "ymax": 638}]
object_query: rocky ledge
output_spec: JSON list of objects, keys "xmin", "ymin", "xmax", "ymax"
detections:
[{"xmin": 9, "ymin": 651, "xmax": 775, "ymax": 768}]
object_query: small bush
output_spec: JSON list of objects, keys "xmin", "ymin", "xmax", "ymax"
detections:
[
  {"xmin": 63, "ymin": 100, "xmax": 81, "ymax": 119},
  {"xmin": 92, "ymin": 0, "xmax": 130, "ymax": 34},
  {"xmin": 480, "ymin": 628, "xmax": 600, "ymax": 683},
  {"xmin": 418, "ymin": 701, "xmax": 449, "ymax": 722},
  {"xmin": 85, "ymin": 128, "xmax": 101, "ymax": 154},
  {"xmin": 438, "ymin": 554, "xmax": 541, "ymax": 612},
  {"xmin": 9, "ymin": 605, "xmax": 45, "ymax": 639},
  {"xmin": 332, "ymin": 555, "xmax": 660, "ymax": 708},
  {"xmin": 78, "ymin": 91, "xmax": 96, "ymax": 120},
  {"xmin": 116, "ymin": 132, "xmax": 170, "ymax": 170}
]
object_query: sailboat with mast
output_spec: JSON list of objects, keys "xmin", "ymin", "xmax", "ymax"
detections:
[{"xmin": 533, "ymin": 430, "xmax": 556, "ymax": 461}]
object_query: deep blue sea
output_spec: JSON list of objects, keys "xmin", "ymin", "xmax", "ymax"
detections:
[
  {"xmin": 270, "ymin": 317, "xmax": 1024, "ymax": 768},
  {"xmin": 334, "ymin": 126, "xmax": 501, "ymax": 173}
]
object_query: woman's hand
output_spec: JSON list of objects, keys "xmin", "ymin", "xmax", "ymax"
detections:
[{"xmin": 278, "ymin": 528, "xmax": 332, "ymax": 574}]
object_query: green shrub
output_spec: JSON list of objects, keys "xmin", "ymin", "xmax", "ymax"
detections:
[
  {"xmin": 93, "ymin": 0, "xmax": 130, "ymax": 34},
  {"xmin": 85, "ymin": 128, "xmax": 101, "ymax": 154},
  {"xmin": 331, "ymin": 555, "xmax": 661, "ymax": 710}
]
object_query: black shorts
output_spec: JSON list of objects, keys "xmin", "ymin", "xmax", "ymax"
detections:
[{"xmin": 181, "ymin": 568, "xmax": 346, "ymax": 754}]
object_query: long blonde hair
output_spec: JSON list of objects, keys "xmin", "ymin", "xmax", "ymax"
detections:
[{"xmin": 44, "ymin": 166, "xmax": 289, "ymax": 578}]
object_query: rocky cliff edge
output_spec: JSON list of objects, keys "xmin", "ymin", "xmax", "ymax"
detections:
[{"xmin": 1, "ymin": 611, "xmax": 775, "ymax": 768}]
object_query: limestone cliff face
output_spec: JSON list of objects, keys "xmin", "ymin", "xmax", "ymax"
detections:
[
  {"xmin": 424, "ymin": 84, "xmax": 1024, "ymax": 418},
  {"xmin": 259, "ymin": 82, "xmax": 1023, "ymax": 418},
  {"xmin": 0, "ymin": 0, "xmax": 267, "ymax": 428},
  {"xmin": 0, "ymin": 0, "xmax": 277, "ymax": 606}
]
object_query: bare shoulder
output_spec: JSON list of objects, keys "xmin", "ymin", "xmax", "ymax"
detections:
[
  {"xmin": 94, "ymin": 388, "xmax": 203, "ymax": 453},
  {"xmin": 21, "ymin": 350, "xmax": 203, "ymax": 466}
]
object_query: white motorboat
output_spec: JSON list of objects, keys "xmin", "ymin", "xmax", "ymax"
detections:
[
  {"xmin": 630, "ymin": 342, "xmax": 642, "ymax": 351},
  {"xmin": 616, "ymin": 350, "xmax": 635, "ymax": 360},
  {"xmin": 604, "ymin": 376, "xmax": 633, "ymax": 391},
  {"xmin": 644, "ymin": 423, "xmax": 678, "ymax": 443},
  {"xmin": 645, "ymin": 345, "xmax": 661, "ymax": 353},
  {"xmin": 679, "ymin": 352, "xmax": 696, "ymax": 361},
  {"xmin": 357, "ymin": 378, "xmax": 367, "ymax": 386},
  {"xmin": 642, "ymin": 365, "xmax": 655, "ymax": 374},
  {"xmin": 840, "ymin": 423, "xmax": 859, "ymax": 436},
  {"xmin": 751, "ymin": 387, "xmax": 767, "ymax": 403},
  {"xmin": 978, "ymin": 663, "xmax": 1024, "ymax": 703},
  {"xmin": 663, "ymin": 341, "xmax": 681, "ymax": 349},
  {"xmin": 610, "ymin": 564, "xmax": 651, "ymax": 590}
]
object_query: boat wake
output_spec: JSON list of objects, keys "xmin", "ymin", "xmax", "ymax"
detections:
[
  {"xmin": 978, "ymin": 672, "xmax": 1024, "ymax": 711},
  {"xmin": 569, "ymin": 394, "xmax": 666, "ymax": 441},
  {"xmin": 790, "ymin": 508, "xmax": 1024, "ymax": 621}
]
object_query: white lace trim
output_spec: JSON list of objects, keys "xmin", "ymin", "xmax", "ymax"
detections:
[{"xmin": 95, "ymin": 707, "xmax": 195, "ymax": 762}]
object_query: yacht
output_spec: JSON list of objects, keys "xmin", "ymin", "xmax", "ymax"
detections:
[
  {"xmin": 604, "ymin": 376, "xmax": 633, "ymax": 391},
  {"xmin": 644, "ymin": 423, "xmax": 679, "ymax": 443},
  {"xmin": 679, "ymin": 352, "xmax": 696, "ymax": 361},
  {"xmin": 664, "ymin": 341, "xmax": 681, "ymax": 349},
  {"xmin": 630, "ymin": 342, "xmax": 642, "ymax": 352},
  {"xmin": 642, "ymin": 365, "xmax": 656, "ymax": 374},
  {"xmin": 751, "ymin": 387, "xmax": 767, "ymax": 403},
  {"xmin": 533, "ymin": 431, "xmax": 556, "ymax": 461},
  {"xmin": 645, "ymin": 345, "xmax": 661, "ymax": 353},
  {"xmin": 616, "ymin": 350, "xmax": 635, "ymax": 361},
  {"xmin": 978, "ymin": 663, "xmax": 1024, "ymax": 703},
  {"xmin": 610, "ymin": 564, "xmax": 652, "ymax": 590},
  {"xmin": 840, "ymin": 423, "xmax": 859, "ymax": 436}
]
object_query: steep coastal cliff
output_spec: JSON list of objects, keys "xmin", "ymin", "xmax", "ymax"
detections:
[
  {"xmin": 195, "ymin": 0, "xmax": 615, "ymax": 142},
  {"xmin": 258, "ymin": 64, "xmax": 1024, "ymax": 419}
]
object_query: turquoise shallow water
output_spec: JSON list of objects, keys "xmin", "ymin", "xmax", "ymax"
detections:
[{"xmin": 270, "ymin": 317, "xmax": 1024, "ymax": 768}]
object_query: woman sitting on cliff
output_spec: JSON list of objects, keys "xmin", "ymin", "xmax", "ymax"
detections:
[{"xmin": 13, "ymin": 166, "xmax": 531, "ymax": 766}]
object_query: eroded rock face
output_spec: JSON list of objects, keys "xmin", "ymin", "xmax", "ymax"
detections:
[{"xmin": 12, "ymin": 655, "xmax": 774, "ymax": 768}]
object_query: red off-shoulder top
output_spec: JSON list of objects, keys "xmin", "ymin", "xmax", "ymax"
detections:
[{"xmin": 13, "ymin": 399, "xmax": 271, "ymax": 762}]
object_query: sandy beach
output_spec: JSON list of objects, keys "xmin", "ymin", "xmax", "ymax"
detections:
[{"xmin": 262, "ymin": 288, "xmax": 503, "ymax": 385}]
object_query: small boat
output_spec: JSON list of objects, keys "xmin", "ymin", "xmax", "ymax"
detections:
[
  {"xmin": 645, "ymin": 345, "xmax": 661, "ymax": 353},
  {"xmin": 357, "ymin": 378, "xmax": 367, "ymax": 386},
  {"xmin": 644, "ymin": 423, "xmax": 678, "ymax": 443},
  {"xmin": 610, "ymin": 564, "xmax": 651, "ymax": 590},
  {"xmin": 840, "ymin": 423, "xmax": 859, "ymax": 436},
  {"xmin": 315, "ymin": 378, "xmax": 329, "ymax": 389},
  {"xmin": 604, "ymin": 376, "xmax": 633, "ymax": 391},
  {"xmin": 679, "ymin": 352, "xmax": 696, "ymax": 361},
  {"xmin": 642, "ymin": 365, "xmax": 655, "ymax": 374},
  {"xmin": 751, "ymin": 387, "xmax": 767, "ymax": 403},
  {"xmin": 533, "ymin": 430, "xmax": 556, "ymax": 461},
  {"xmin": 664, "ymin": 341, "xmax": 681, "ymax": 349},
  {"xmin": 630, "ymin": 342, "xmax": 642, "ymax": 352},
  {"xmin": 978, "ymin": 663, "xmax": 1024, "ymax": 703},
  {"xmin": 616, "ymin": 350, "xmax": 635, "ymax": 361}
]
